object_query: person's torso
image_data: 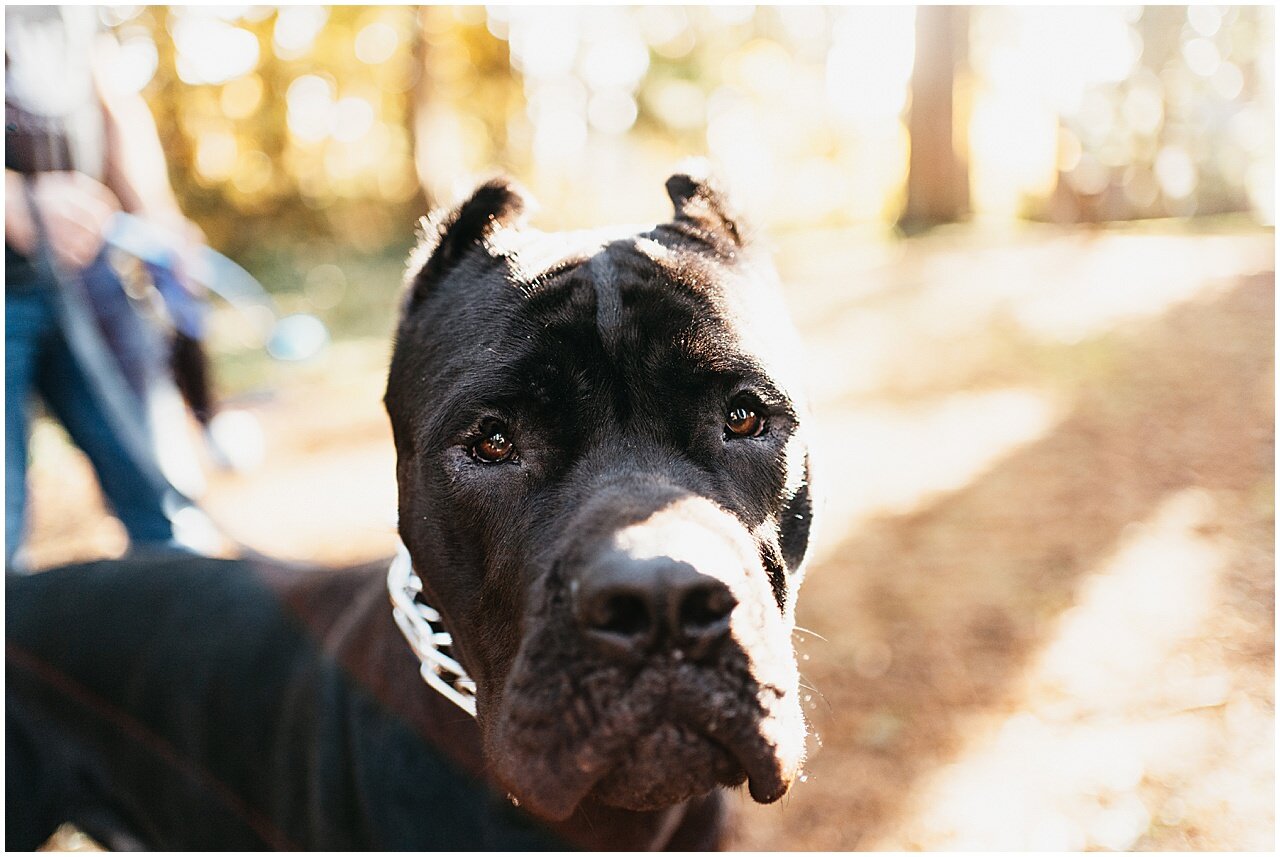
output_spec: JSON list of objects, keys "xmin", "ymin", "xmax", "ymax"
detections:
[{"xmin": 5, "ymin": 5, "xmax": 106, "ymax": 179}]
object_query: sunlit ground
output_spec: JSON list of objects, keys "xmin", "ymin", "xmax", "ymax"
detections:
[{"xmin": 23, "ymin": 219, "xmax": 1273, "ymax": 850}]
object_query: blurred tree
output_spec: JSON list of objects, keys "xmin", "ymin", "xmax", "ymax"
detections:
[
  {"xmin": 1037, "ymin": 6, "xmax": 1271, "ymax": 224},
  {"xmin": 411, "ymin": 6, "xmax": 520, "ymax": 208},
  {"xmin": 123, "ymin": 6, "xmax": 426, "ymax": 263},
  {"xmin": 900, "ymin": 6, "xmax": 970, "ymax": 232},
  {"xmin": 113, "ymin": 4, "xmax": 1271, "ymax": 253}
]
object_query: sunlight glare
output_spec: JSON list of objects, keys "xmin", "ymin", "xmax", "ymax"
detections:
[
  {"xmin": 286, "ymin": 74, "xmax": 336, "ymax": 143},
  {"xmin": 355, "ymin": 21, "xmax": 399, "ymax": 66},
  {"xmin": 824, "ymin": 7, "xmax": 915, "ymax": 125},
  {"xmin": 173, "ymin": 16, "xmax": 258, "ymax": 86},
  {"xmin": 811, "ymin": 388, "xmax": 1060, "ymax": 560},
  {"xmin": 273, "ymin": 5, "xmax": 328, "ymax": 61},
  {"xmin": 880, "ymin": 490, "xmax": 1234, "ymax": 850}
]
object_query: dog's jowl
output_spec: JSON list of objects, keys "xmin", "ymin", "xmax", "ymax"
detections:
[{"xmin": 7, "ymin": 171, "xmax": 817, "ymax": 850}]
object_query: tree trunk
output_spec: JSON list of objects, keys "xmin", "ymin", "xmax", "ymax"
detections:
[{"xmin": 900, "ymin": 5, "xmax": 970, "ymax": 233}]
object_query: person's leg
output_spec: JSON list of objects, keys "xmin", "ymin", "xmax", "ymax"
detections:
[
  {"xmin": 78, "ymin": 252, "xmax": 163, "ymax": 406},
  {"xmin": 5, "ymin": 289, "xmax": 54, "ymax": 569},
  {"xmin": 34, "ymin": 320, "xmax": 175, "ymax": 546}
]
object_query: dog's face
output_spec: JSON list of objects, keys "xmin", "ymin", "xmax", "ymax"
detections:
[{"xmin": 385, "ymin": 173, "xmax": 815, "ymax": 821}]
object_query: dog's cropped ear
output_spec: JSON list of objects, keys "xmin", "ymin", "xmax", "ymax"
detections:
[
  {"xmin": 405, "ymin": 178, "xmax": 530, "ymax": 308},
  {"xmin": 664, "ymin": 163, "xmax": 746, "ymax": 250}
]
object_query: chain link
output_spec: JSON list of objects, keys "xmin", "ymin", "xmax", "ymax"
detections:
[{"xmin": 387, "ymin": 541, "xmax": 477, "ymax": 717}]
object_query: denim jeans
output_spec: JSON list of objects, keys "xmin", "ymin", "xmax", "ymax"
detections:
[{"xmin": 5, "ymin": 264, "xmax": 175, "ymax": 568}]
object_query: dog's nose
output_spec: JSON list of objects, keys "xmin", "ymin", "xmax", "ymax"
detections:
[{"xmin": 574, "ymin": 556, "xmax": 737, "ymax": 660}]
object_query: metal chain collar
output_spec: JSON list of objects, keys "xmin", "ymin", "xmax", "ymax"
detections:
[{"xmin": 387, "ymin": 541, "xmax": 477, "ymax": 717}]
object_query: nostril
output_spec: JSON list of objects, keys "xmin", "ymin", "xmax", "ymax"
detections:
[
  {"xmin": 590, "ymin": 592, "xmax": 651, "ymax": 639},
  {"xmin": 677, "ymin": 584, "xmax": 736, "ymax": 640},
  {"xmin": 575, "ymin": 556, "xmax": 737, "ymax": 660}
]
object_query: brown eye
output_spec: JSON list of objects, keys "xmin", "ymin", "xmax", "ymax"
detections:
[
  {"xmin": 472, "ymin": 422, "xmax": 515, "ymax": 463},
  {"xmin": 725, "ymin": 402, "xmax": 766, "ymax": 438}
]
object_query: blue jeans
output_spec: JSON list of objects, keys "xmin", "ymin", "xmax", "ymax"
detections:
[{"xmin": 5, "ymin": 274, "xmax": 175, "ymax": 568}]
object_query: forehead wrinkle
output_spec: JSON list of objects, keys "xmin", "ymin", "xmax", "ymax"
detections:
[
  {"xmin": 417, "ymin": 368, "xmax": 513, "ymax": 451},
  {"xmin": 415, "ymin": 322, "xmax": 546, "ymax": 451},
  {"xmin": 514, "ymin": 257, "xmax": 586, "ymax": 298},
  {"xmin": 633, "ymin": 235, "xmax": 697, "ymax": 284},
  {"xmin": 588, "ymin": 249, "xmax": 623, "ymax": 358}
]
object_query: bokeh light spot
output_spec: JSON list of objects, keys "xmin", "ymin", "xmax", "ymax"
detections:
[
  {"xmin": 332, "ymin": 96, "xmax": 376, "ymax": 143},
  {"xmin": 273, "ymin": 5, "xmax": 328, "ymax": 60},
  {"xmin": 355, "ymin": 21, "xmax": 399, "ymax": 65},
  {"xmin": 220, "ymin": 74, "xmax": 264, "ymax": 120},
  {"xmin": 174, "ymin": 16, "xmax": 259, "ymax": 85}
]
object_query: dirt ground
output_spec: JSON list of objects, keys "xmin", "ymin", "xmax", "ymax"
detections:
[{"xmin": 23, "ymin": 221, "xmax": 1274, "ymax": 850}]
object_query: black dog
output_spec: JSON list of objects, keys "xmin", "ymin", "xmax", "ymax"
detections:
[{"xmin": 7, "ymin": 170, "xmax": 817, "ymax": 850}]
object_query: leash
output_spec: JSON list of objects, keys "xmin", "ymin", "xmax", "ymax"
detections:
[
  {"xmin": 26, "ymin": 181, "xmax": 474, "ymax": 717},
  {"xmin": 19, "ymin": 179, "xmax": 205, "ymax": 528},
  {"xmin": 387, "ymin": 541, "xmax": 478, "ymax": 717}
]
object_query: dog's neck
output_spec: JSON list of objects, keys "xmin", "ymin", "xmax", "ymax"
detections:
[
  {"xmin": 383, "ymin": 547, "xmax": 727, "ymax": 848},
  {"xmin": 386, "ymin": 542, "xmax": 477, "ymax": 717},
  {"xmin": 263, "ymin": 557, "xmax": 726, "ymax": 849}
]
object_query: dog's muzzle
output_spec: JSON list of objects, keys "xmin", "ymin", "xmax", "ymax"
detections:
[{"xmin": 486, "ymin": 495, "xmax": 808, "ymax": 820}]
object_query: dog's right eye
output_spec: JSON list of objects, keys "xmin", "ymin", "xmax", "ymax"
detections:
[
  {"xmin": 724, "ymin": 394, "xmax": 767, "ymax": 439},
  {"xmin": 470, "ymin": 421, "xmax": 516, "ymax": 463}
]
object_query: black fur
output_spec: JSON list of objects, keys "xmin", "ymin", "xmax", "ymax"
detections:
[
  {"xmin": 7, "ymin": 171, "xmax": 815, "ymax": 850},
  {"xmin": 664, "ymin": 170, "xmax": 745, "ymax": 251},
  {"xmin": 405, "ymin": 177, "xmax": 529, "ymax": 310},
  {"xmin": 385, "ymin": 171, "xmax": 815, "ymax": 821}
]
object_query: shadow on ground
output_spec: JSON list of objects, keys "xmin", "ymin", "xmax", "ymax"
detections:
[{"xmin": 731, "ymin": 271, "xmax": 1273, "ymax": 849}]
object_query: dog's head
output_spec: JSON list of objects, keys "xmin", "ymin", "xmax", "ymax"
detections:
[{"xmin": 384, "ymin": 170, "xmax": 816, "ymax": 821}]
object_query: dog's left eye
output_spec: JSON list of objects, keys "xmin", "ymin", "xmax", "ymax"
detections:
[
  {"xmin": 471, "ymin": 421, "xmax": 516, "ymax": 463},
  {"xmin": 724, "ymin": 398, "xmax": 767, "ymax": 439}
]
